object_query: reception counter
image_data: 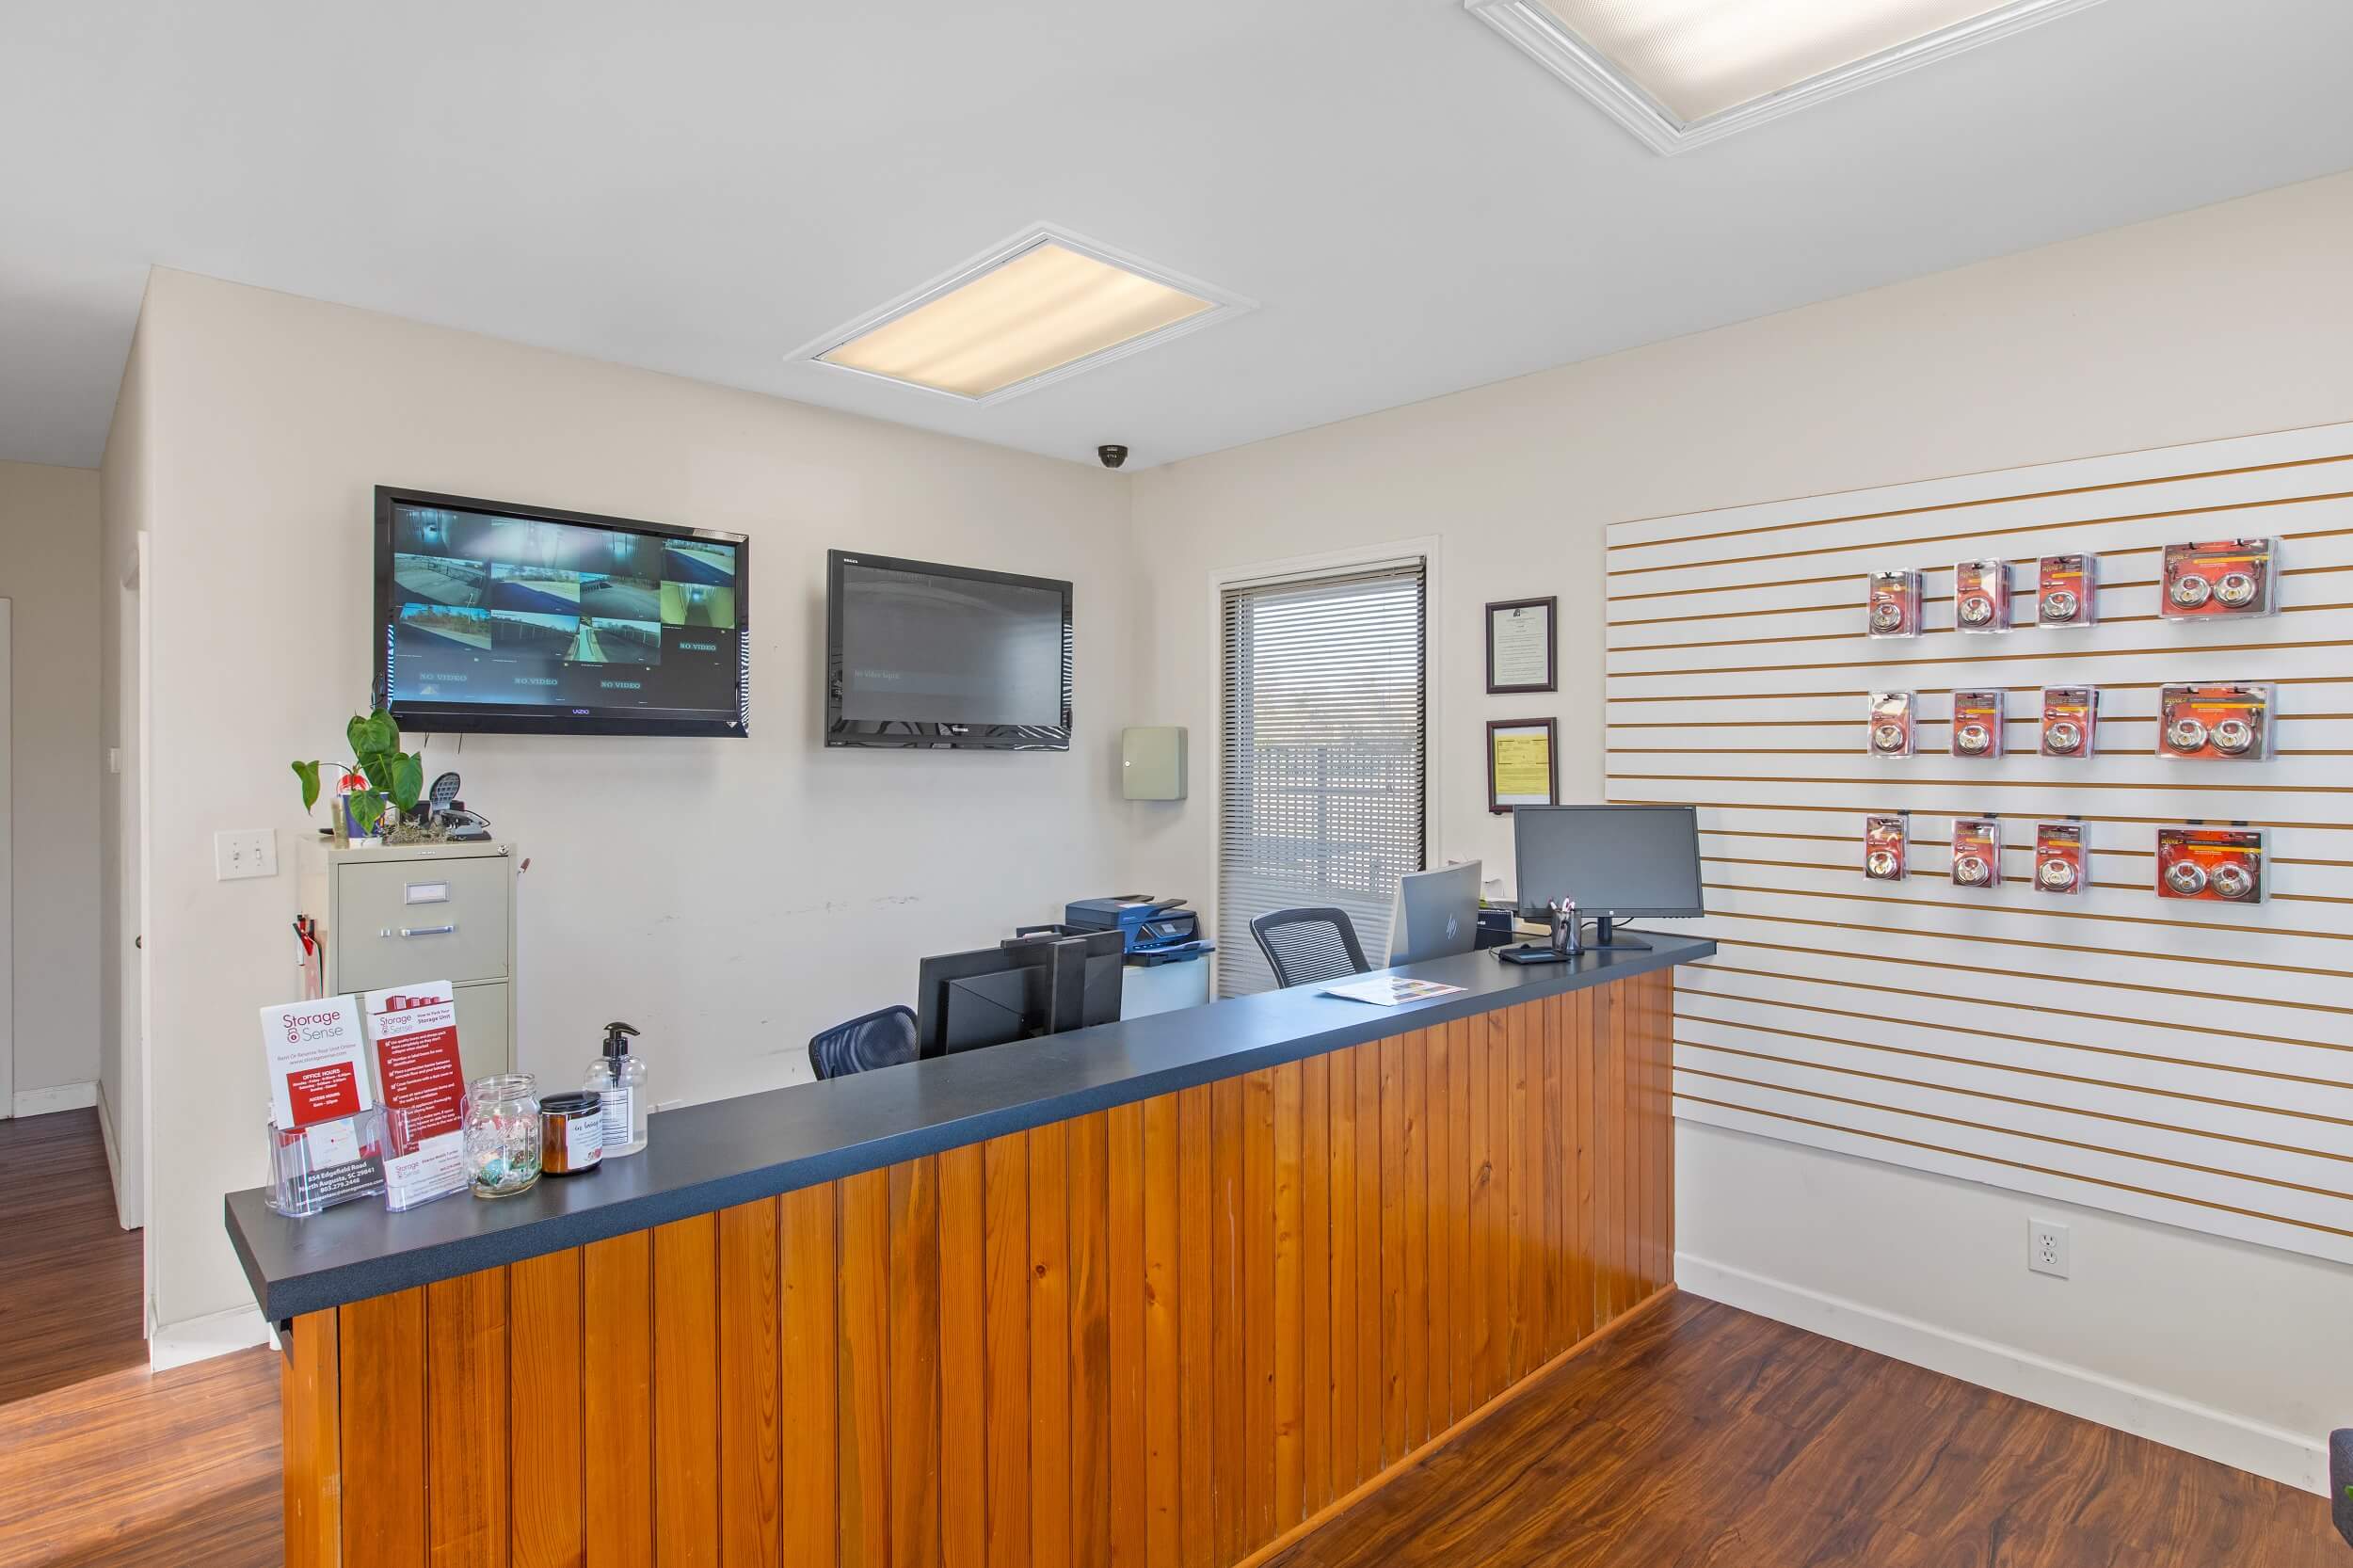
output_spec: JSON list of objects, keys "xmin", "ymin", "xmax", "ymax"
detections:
[{"xmin": 229, "ymin": 935, "xmax": 1711, "ymax": 1568}]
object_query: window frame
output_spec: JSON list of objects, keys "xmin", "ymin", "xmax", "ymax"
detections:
[{"xmin": 1206, "ymin": 537, "xmax": 1444, "ymax": 994}]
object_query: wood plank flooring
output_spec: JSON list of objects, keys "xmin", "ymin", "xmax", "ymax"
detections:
[
  {"xmin": 1263, "ymin": 1291, "xmax": 2340, "ymax": 1568},
  {"xmin": 0, "ymin": 1108, "xmax": 145, "ymax": 1404},
  {"xmin": 0, "ymin": 1111, "xmax": 2336, "ymax": 1567},
  {"xmin": 0, "ymin": 1107, "xmax": 280, "ymax": 1567}
]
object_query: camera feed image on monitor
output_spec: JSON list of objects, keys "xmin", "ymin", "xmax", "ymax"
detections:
[
  {"xmin": 392, "ymin": 553, "xmax": 487, "ymax": 608},
  {"xmin": 383, "ymin": 502, "xmax": 743, "ymax": 716},
  {"xmin": 397, "ymin": 603, "xmax": 491, "ymax": 653},
  {"xmin": 570, "ymin": 617, "xmax": 661, "ymax": 664},
  {"xmin": 488, "ymin": 610, "xmax": 577, "ymax": 656},
  {"xmin": 663, "ymin": 539, "xmax": 737, "ymax": 585},
  {"xmin": 659, "ymin": 582, "xmax": 736, "ymax": 629}
]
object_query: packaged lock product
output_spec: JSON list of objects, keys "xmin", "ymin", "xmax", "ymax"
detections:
[
  {"xmin": 2033, "ymin": 823, "xmax": 2088, "ymax": 897},
  {"xmin": 2040, "ymin": 685, "xmax": 2098, "ymax": 758},
  {"xmin": 2156, "ymin": 682, "xmax": 2274, "ymax": 760},
  {"xmin": 2155, "ymin": 826, "xmax": 2265, "ymax": 904},
  {"xmin": 1865, "ymin": 568, "xmax": 1923, "ymax": 639},
  {"xmin": 2160, "ymin": 538, "xmax": 2279, "ymax": 619},
  {"xmin": 1866, "ymin": 691, "xmax": 1917, "ymax": 759},
  {"xmin": 1950, "ymin": 817, "xmax": 2001, "ymax": 891},
  {"xmin": 2036, "ymin": 552, "xmax": 2097, "ymax": 627},
  {"xmin": 1864, "ymin": 813, "xmax": 1909, "ymax": 883},
  {"xmin": 1950, "ymin": 689, "xmax": 2006, "ymax": 759},
  {"xmin": 1953, "ymin": 559, "xmax": 2011, "ymax": 633}
]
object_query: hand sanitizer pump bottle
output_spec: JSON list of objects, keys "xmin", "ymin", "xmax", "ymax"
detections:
[{"xmin": 585, "ymin": 1021, "xmax": 649, "ymax": 1158}]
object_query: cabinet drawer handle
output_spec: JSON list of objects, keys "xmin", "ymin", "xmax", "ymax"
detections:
[{"xmin": 396, "ymin": 923, "xmax": 457, "ymax": 938}]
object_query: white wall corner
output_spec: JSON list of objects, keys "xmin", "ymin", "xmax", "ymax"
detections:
[
  {"xmin": 12, "ymin": 1080, "xmax": 98, "ymax": 1117},
  {"xmin": 94, "ymin": 1078, "xmax": 140, "ymax": 1230},
  {"xmin": 1675, "ymin": 1252, "xmax": 2327, "ymax": 1496},
  {"xmin": 148, "ymin": 1302, "xmax": 275, "ymax": 1372}
]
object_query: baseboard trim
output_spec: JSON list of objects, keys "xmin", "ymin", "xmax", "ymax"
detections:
[
  {"xmin": 1676, "ymin": 1252, "xmax": 2326, "ymax": 1496},
  {"xmin": 150, "ymin": 1304, "xmax": 274, "ymax": 1372},
  {"xmin": 11, "ymin": 1080, "xmax": 98, "ymax": 1117}
]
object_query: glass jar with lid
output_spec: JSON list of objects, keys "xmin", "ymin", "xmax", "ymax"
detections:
[{"xmin": 463, "ymin": 1073, "xmax": 542, "ymax": 1198}]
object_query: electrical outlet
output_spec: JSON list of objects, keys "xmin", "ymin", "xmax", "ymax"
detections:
[
  {"xmin": 2028, "ymin": 1218, "xmax": 2071, "ymax": 1278},
  {"xmin": 214, "ymin": 828, "xmax": 279, "ymax": 881}
]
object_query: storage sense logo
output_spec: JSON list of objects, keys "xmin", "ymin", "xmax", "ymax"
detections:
[{"xmin": 280, "ymin": 1008, "xmax": 347, "ymax": 1045}]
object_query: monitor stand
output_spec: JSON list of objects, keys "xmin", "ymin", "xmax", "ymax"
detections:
[
  {"xmin": 1493, "ymin": 916, "xmax": 1651, "ymax": 965},
  {"xmin": 1587, "ymin": 916, "xmax": 1651, "ymax": 952}
]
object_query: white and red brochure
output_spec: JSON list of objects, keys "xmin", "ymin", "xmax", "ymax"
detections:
[
  {"xmin": 260, "ymin": 996, "xmax": 375, "ymax": 1130},
  {"xmin": 363, "ymin": 982, "xmax": 470, "ymax": 1207}
]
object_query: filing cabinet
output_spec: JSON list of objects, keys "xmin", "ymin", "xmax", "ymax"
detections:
[{"xmin": 299, "ymin": 840, "xmax": 518, "ymax": 1083}]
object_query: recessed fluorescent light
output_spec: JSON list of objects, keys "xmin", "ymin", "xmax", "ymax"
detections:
[
  {"xmin": 1467, "ymin": 0, "xmax": 2108, "ymax": 153},
  {"xmin": 792, "ymin": 225, "xmax": 1254, "ymax": 404}
]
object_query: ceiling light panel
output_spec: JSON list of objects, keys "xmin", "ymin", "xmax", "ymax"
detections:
[
  {"xmin": 796, "ymin": 227, "xmax": 1252, "ymax": 404},
  {"xmin": 1468, "ymin": 0, "xmax": 2107, "ymax": 152}
]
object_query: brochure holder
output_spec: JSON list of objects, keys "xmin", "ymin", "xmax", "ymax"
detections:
[{"xmin": 264, "ymin": 1106, "xmax": 390, "ymax": 1218}]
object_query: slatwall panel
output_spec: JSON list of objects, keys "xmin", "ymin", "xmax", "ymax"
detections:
[
  {"xmin": 284, "ymin": 980, "xmax": 1677, "ymax": 1568},
  {"xmin": 1604, "ymin": 423, "xmax": 2353, "ymax": 1266}
]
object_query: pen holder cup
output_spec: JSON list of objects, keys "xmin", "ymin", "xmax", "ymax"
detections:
[{"xmin": 264, "ymin": 1106, "xmax": 390, "ymax": 1219}]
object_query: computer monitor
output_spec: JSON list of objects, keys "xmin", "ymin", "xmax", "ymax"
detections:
[
  {"xmin": 914, "ymin": 931, "xmax": 1125, "ymax": 1058},
  {"xmin": 1387, "ymin": 861, "xmax": 1481, "ymax": 966},
  {"xmin": 1512, "ymin": 805, "xmax": 1704, "ymax": 950}
]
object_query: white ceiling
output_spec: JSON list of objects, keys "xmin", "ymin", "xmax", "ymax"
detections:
[{"xmin": 6, "ymin": 0, "xmax": 2353, "ymax": 472}]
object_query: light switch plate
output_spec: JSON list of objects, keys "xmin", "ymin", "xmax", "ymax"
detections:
[{"xmin": 214, "ymin": 828, "xmax": 278, "ymax": 881}]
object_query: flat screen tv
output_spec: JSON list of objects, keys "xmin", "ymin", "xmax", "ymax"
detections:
[
  {"xmin": 374, "ymin": 487, "xmax": 749, "ymax": 737},
  {"xmin": 825, "ymin": 550, "xmax": 1073, "ymax": 750}
]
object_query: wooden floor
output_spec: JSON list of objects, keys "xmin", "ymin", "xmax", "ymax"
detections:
[
  {"xmin": 0, "ymin": 1108, "xmax": 145, "ymax": 1403},
  {"xmin": 0, "ymin": 1109, "xmax": 281, "ymax": 1567},
  {"xmin": 1268, "ymin": 1291, "xmax": 2339, "ymax": 1568},
  {"xmin": 0, "ymin": 1112, "xmax": 2335, "ymax": 1567}
]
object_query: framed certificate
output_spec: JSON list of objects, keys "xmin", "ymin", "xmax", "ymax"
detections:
[
  {"xmin": 1487, "ymin": 718, "xmax": 1557, "ymax": 814},
  {"xmin": 1485, "ymin": 597, "xmax": 1556, "ymax": 695}
]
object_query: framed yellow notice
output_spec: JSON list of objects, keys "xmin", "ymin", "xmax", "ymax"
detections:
[{"xmin": 1487, "ymin": 718, "xmax": 1557, "ymax": 814}]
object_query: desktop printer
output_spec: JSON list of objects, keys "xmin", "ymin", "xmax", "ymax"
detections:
[{"xmin": 1062, "ymin": 895, "xmax": 1212, "ymax": 966}]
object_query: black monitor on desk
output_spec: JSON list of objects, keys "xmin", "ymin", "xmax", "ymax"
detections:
[
  {"xmin": 914, "ymin": 930, "xmax": 1124, "ymax": 1058},
  {"xmin": 1513, "ymin": 804, "xmax": 1705, "ymax": 951}
]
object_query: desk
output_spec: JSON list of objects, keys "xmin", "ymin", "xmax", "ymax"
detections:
[{"xmin": 232, "ymin": 936, "xmax": 1711, "ymax": 1568}]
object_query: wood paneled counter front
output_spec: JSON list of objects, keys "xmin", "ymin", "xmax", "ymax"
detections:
[{"xmin": 228, "ymin": 937, "xmax": 1709, "ymax": 1568}]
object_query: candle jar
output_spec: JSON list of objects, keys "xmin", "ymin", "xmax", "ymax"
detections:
[{"xmin": 463, "ymin": 1073, "xmax": 542, "ymax": 1198}]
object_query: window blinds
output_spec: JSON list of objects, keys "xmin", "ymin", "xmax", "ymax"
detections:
[{"xmin": 1217, "ymin": 560, "xmax": 1427, "ymax": 997}]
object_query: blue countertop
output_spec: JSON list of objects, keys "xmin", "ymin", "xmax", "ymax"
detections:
[{"xmin": 225, "ymin": 934, "xmax": 1712, "ymax": 1320}]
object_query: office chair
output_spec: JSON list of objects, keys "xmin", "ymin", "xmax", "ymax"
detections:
[
  {"xmin": 1249, "ymin": 907, "xmax": 1372, "ymax": 990},
  {"xmin": 807, "ymin": 1004, "xmax": 919, "ymax": 1080}
]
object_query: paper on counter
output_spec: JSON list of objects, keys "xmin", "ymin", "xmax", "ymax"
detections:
[{"xmin": 1322, "ymin": 976, "xmax": 1467, "ymax": 1007}]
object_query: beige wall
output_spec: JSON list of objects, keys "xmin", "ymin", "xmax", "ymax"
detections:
[
  {"xmin": 1128, "ymin": 169, "xmax": 2353, "ymax": 1487},
  {"xmin": 127, "ymin": 270, "xmax": 1141, "ymax": 1332},
  {"xmin": 0, "ymin": 459, "xmax": 103, "ymax": 1106}
]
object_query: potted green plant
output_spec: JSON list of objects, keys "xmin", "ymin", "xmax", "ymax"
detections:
[{"xmin": 293, "ymin": 709, "xmax": 426, "ymax": 842}]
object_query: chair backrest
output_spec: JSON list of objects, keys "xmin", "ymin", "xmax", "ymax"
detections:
[
  {"xmin": 1249, "ymin": 906, "xmax": 1372, "ymax": 990},
  {"xmin": 808, "ymin": 1004, "xmax": 919, "ymax": 1081}
]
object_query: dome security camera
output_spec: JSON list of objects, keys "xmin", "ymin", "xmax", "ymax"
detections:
[{"xmin": 1097, "ymin": 444, "xmax": 1129, "ymax": 470}]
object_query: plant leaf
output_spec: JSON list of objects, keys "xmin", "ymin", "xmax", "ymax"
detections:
[
  {"xmin": 348, "ymin": 710, "xmax": 398, "ymax": 760},
  {"xmin": 391, "ymin": 752, "xmax": 424, "ymax": 812},
  {"xmin": 361, "ymin": 755, "xmax": 397, "ymax": 794},
  {"xmin": 349, "ymin": 792, "xmax": 386, "ymax": 835},
  {"xmin": 292, "ymin": 760, "xmax": 322, "ymax": 813}
]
